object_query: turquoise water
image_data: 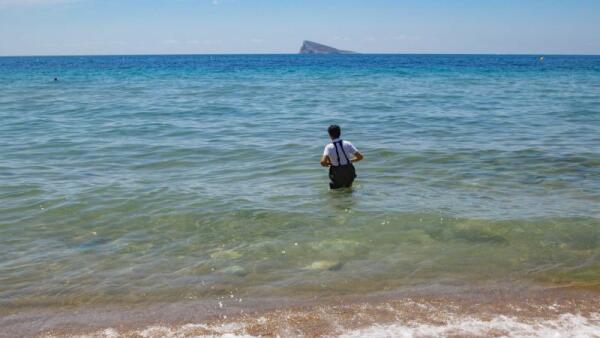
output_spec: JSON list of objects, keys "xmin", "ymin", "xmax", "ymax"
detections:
[{"xmin": 0, "ymin": 55, "xmax": 599, "ymax": 309}]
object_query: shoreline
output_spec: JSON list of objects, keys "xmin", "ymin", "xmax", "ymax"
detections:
[{"xmin": 3, "ymin": 283, "xmax": 598, "ymax": 337}]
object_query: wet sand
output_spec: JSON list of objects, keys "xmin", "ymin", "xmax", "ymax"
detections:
[{"xmin": 2, "ymin": 284, "xmax": 598, "ymax": 337}]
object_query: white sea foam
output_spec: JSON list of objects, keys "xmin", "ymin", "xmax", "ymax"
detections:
[
  {"xmin": 48, "ymin": 312, "xmax": 600, "ymax": 338},
  {"xmin": 340, "ymin": 313, "xmax": 600, "ymax": 338},
  {"xmin": 135, "ymin": 322, "xmax": 252, "ymax": 338},
  {"xmin": 47, "ymin": 323, "xmax": 252, "ymax": 338}
]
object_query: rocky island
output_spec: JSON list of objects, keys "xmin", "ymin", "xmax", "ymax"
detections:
[{"xmin": 299, "ymin": 40, "xmax": 356, "ymax": 54}]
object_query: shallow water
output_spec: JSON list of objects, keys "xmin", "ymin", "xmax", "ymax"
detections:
[{"xmin": 0, "ymin": 55, "xmax": 599, "ymax": 315}]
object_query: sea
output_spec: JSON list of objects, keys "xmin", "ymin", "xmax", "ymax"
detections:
[{"xmin": 0, "ymin": 54, "xmax": 599, "ymax": 337}]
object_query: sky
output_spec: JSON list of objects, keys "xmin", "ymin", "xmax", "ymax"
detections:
[{"xmin": 1, "ymin": 0, "xmax": 599, "ymax": 56}]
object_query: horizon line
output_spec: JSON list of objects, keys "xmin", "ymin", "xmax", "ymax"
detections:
[{"xmin": 1, "ymin": 52, "xmax": 600, "ymax": 58}]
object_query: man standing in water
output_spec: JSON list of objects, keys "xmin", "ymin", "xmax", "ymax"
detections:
[{"xmin": 320, "ymin": 125, "xmax": 364, "ymax": 189}]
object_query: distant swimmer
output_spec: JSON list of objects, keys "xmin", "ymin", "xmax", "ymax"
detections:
[
  {"xmin": 320, "ymin": 125, "xmax": 363, "ymax": 189},
  {"xmin": 53, "ymin": 77, "xmax": 58, "ymax": 81}
]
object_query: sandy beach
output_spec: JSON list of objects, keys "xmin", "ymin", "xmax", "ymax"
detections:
[{"xmin": 1, "ymin": 284, "xmax": 597, "ymax": 337}]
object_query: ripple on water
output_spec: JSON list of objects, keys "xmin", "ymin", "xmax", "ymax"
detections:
[{"xmin": 0, "ymin": 54, "xmax": 599, "ymax": 312}]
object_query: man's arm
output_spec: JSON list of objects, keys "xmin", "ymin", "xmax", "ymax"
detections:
[
  {"xmin": 346, "ymin": 141, "xmax": 363, "ymax": 163},
  {"xmin": 320, "ymin": 155, "xmax": 331, "ymax": 167}
]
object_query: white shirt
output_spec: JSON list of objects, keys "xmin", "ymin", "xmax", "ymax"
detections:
[{"xmin": 323, "ymin": 138, "xmax": 358, "ymax": 166}]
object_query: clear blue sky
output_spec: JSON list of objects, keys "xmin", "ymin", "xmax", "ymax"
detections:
[{"xmin": 1, "ymin": 0, "xmax": 599, "ymax": 56}]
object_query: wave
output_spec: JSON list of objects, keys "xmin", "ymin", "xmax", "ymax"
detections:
[{"xmin": 33, "ymin": 287, "xmax": 599, "ymax": 338}]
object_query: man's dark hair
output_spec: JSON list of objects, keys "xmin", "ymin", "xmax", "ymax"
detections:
[{"xmin": 328, "ymin": 125, "xmax": 341, "ymax": 139}]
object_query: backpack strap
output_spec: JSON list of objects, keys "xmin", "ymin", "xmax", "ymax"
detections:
[
  {"xmin": 332, "ymin": 142, "xmax": 341, "ymax": 166},
  {"xmin": 333, "ymin": 140, "xmax": 351, "ymax": 166}
]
